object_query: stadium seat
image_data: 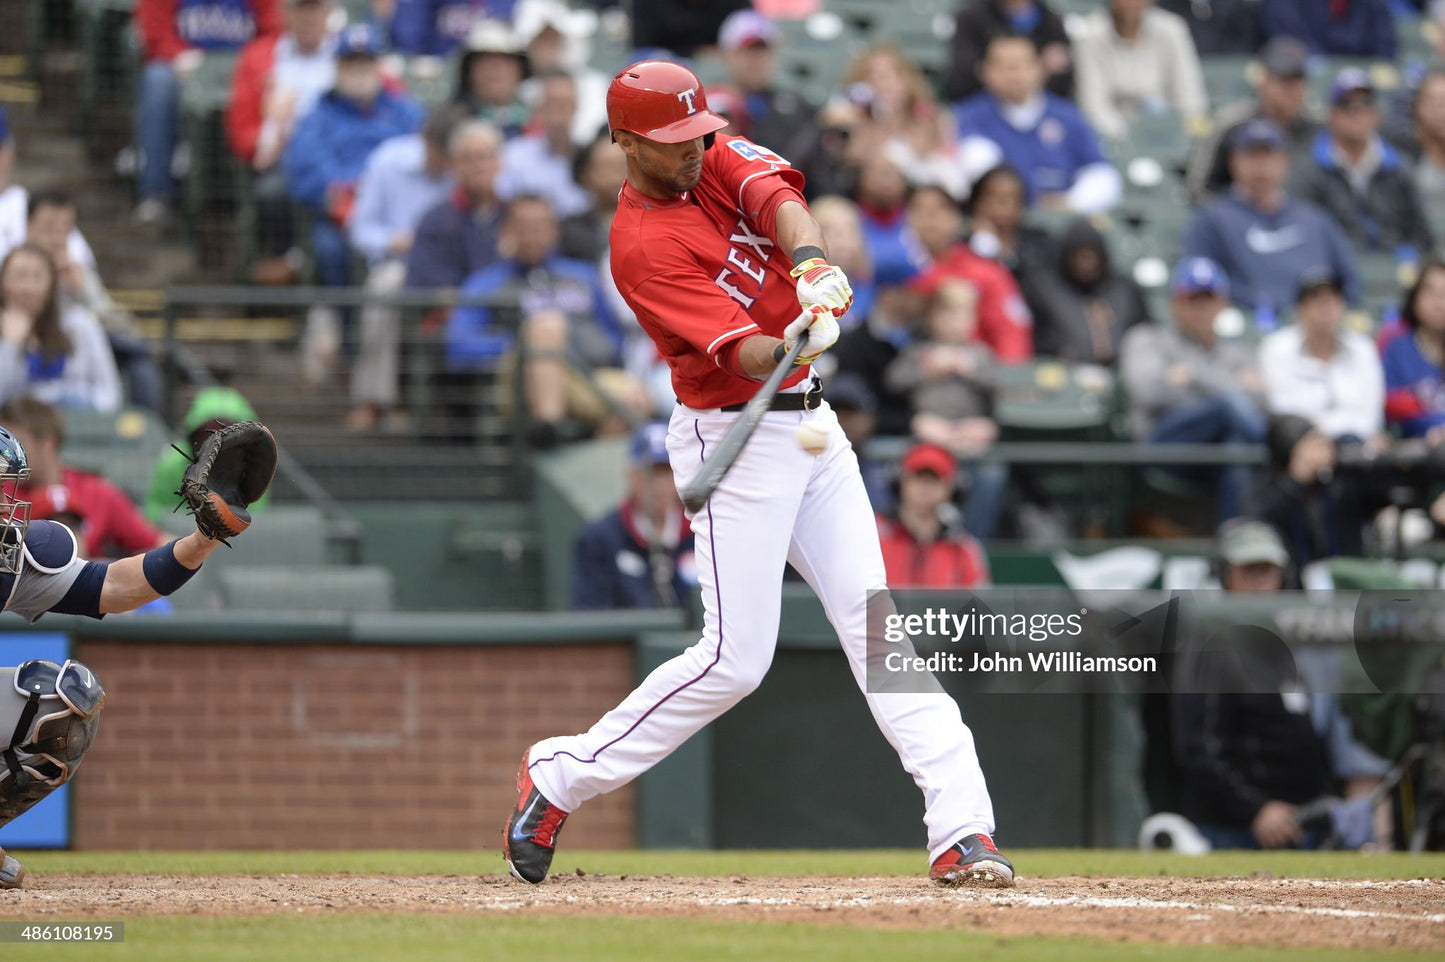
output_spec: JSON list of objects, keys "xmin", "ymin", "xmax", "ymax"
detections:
[
  {"xmin": 157, "ymin": 505, "xmax": 329, "ymax": 567},
  {"xmin": 217, "ymin": 564, "xmax": 396, "ymax": 611},
  {"xmin": 1200, "ymin": 55, "xmax": 1255, "ymax": 107}
]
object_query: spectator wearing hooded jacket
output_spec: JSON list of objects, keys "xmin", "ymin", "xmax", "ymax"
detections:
[
  {"xmin": 283, "ymin": 24, "xmax": 424, "ymax": 383},
  {"xmin": 1292, "ymin": 68, "xmax": 1433, "ymax": 259},
  {"xmin": 1260, "ymin": 0, "xmax": 1396, "ymax": 59},
  {"xmin": 1181, "ymin": 119, "xmax": 1360, "ymax": 326},
  {"xmin": 387, "ymin": 0, "xmax": 517, "ymax": 56},
  {"xmin": 1024, "ymin": 216, "xmax": 1150, "ymax": 366},
  {"xmin": 134, "ymin": 0, "xmax": 282, "ymax": 224}
]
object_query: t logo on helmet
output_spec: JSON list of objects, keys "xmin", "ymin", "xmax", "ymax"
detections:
[{"xmin": 677, "ymin": 88, "xmax": 699, "ymax": 115}]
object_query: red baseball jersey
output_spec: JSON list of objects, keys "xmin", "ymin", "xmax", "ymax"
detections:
[{"xmin": 610, "ymin": 133, "xmax": 813, "ymax": 409}]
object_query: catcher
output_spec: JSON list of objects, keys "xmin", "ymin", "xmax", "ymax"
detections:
[{"xmin": 0, "ymin": 419, "xmax": 276, "ymax": 889}]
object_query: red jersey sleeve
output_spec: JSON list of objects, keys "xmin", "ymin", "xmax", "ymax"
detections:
[
  {"xmin": 225, "ymin": 35, "xmax": 275, "ymax": 164},
  {"xmin": 706, "ymin": 135, "xmax": 808, "ymax": 251}
]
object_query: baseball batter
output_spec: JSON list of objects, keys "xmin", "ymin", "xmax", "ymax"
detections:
[{"xmin": 504, "ymin": 61, "xmax": 1013, "ymax": 887}]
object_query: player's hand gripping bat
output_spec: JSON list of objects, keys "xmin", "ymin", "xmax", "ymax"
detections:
[{"xmin": 680, "ymin": 319, "xmax": 811, "ymax": 514}]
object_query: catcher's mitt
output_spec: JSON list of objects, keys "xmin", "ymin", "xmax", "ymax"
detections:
[{"xmin": 178, "ymin": 420, "xmax": 278, "ymax": 543}]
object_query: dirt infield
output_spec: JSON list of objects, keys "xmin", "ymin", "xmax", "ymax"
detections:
[{"xmin": 2, "ymin": 873, "xmax": 1443, "ymax": 951}]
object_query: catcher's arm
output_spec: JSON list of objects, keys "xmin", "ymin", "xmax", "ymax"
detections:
[{"xmin": 97, "ymin": 532, "xmax": 223, "ymax": 614}]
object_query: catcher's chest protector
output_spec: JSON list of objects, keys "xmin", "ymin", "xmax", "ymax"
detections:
[{"xmin": 0, "ymin": 660, "xmax": 104, "ymax": 827}]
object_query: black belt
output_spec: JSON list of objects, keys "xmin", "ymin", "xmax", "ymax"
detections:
[{"xmin": 721, "ymin": 377, "xmax": 824, "ymax": 412}]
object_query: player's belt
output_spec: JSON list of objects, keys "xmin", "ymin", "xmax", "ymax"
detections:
[{"xmin": 721, "ymin": 376, "xmax": 823, "ymax": 413}]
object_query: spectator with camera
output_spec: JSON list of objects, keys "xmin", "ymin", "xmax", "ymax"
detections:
[
  {"xmin": 1292, "ymin": 69, "xmax": 1433, "ymax": 259},
  {"xmin": 283, "ymin": 24, "xmax": 424, "ymax": 383},
  {"xmin": 1384, "ymin": 258, "xmax": 1445, "ymax": 439},
  {"xmin": 943, "ymin": 0, "xmax": 1074, "ymax": 103},
  {"xmin": 875, "ymin": 443, "xmax": 991, "ymax": 588},
  {"xmin": 133, "ymin": 0, "xmax": 282, "ymax": 225},
  {"xmin": 1120, "ymin": 257, "xmax": 1266, "ymax": 520},
  {"xmin": 2, "ymin": 399, "xmax": 167, "ymax": 560},
  {"xmin": 1181, "ymin": 119, "xmax": 1360, "ymax": 328},
  {"xmin": 1259, "ymin": 269, "xmax": 1384, "ymax": 444},
  {"xmin": 1169, "ymin": 518, "xmax": 1391, "ymax": 849},
  {"xmin": 1248, "ymin": 413, "xmax": 1445, "ymax": 568},
  {"xmin": 0, "ymin": 245, "xmax": 120, "ymax": 414},
  {"xmin": 571, "ymin": 422, "xmax": 697, "ymax": 610},
  {"xmin": 954, "ymin": 36, "xmax": 1121, "ymax": 214}
]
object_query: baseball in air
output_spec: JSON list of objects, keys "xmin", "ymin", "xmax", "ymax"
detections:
[{"xmin": 795, "ymin": 421, "xmax": 830, "ymax": 455}]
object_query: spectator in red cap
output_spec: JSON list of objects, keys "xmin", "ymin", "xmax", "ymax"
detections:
[
  {"xmin": 2, "ymin": 398, "xmax": 167, "ymax": 560},
  {"xmin": 875, "ymin": 443, "xmax": 991, "ymax": 588}
]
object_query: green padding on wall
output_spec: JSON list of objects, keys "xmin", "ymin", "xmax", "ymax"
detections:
[
  {"xmin": 635, "ymin": 633, "xmax": 713, "ymax": 849},
  {"xmin": 534, "ymin": 438, "xmax": 629, "ymax": 610}
]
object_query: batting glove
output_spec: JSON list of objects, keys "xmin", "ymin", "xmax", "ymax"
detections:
[
  {"xmin": 791, "ymin": 257, "xmax": 855, "ymax": 320},
  {"xmin": 783, "ymin": 307, "xmax": 841, "ymax": 366}
]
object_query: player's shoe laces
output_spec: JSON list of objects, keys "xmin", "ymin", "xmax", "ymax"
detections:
[
  {"xmin": 929, "ymin": 833, "xmax": 1015, "ymax": 887},
  {"xmin": 0, "ymin": 847, "xmax": 25, "ymax": 889},
  {"xmin": 502, "ymin": 750, "xmax": 570, "ymax": 884}
]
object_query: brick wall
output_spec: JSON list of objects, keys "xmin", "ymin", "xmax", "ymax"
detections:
[{"xmin": 70, "ymin": 641, "xmax": 637, "ymax": 851}]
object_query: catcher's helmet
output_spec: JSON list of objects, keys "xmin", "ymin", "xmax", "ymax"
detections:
[
  {"xmin": 0, "ymin": 426, "xmax": 31, "ymax": 575},
  {"xmin": 607, "ymin": 60, "xmax": 729, "ymax": 144}
]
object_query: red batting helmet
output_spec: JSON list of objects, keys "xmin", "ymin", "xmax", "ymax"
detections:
[{"xmin": 607, "ymin": 60, "xmax": 729, "ymax": 144}]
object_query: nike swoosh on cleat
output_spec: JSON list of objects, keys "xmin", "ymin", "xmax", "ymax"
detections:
[{"xmin": 512, "ymin": 796, "xmax": 539, "ymax": 841}]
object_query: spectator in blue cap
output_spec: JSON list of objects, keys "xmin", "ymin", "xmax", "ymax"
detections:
[
  {"xmin": 1120, "ymin": 256, "xmax": 1267, "ymax": 520},
  {"xmin": 1181, "ymin": 118, "xmax": 1360, "ymax": 330},
  {"xmin": 571, "ymin": 422, "xmax": 698, "ymax": 609},
  {"xmin": 1292, "ymin": 68, "xmax": 1432, "ymax": 258},
  {"xmin": 283, "ymin": 23, "xmax": 424, "ymax": 384}
]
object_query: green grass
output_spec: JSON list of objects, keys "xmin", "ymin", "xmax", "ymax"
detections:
[
  {"xmin": 14, "ymin": 847, "xmax": 1445, "ymax": 880},
  {"xmin": 25, "ymin": 915, "xmax": 1440, "ymax": 962}
]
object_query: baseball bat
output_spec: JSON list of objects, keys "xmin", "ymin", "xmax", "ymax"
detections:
[{"xmin": 680, "ymin": 320, "xmax": 811, "ymax": 514}]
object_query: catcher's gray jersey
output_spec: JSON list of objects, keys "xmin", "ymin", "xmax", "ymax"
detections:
[{"xmin": 0, "ymin": 521, "xmax": 86, "ymax": 623}]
